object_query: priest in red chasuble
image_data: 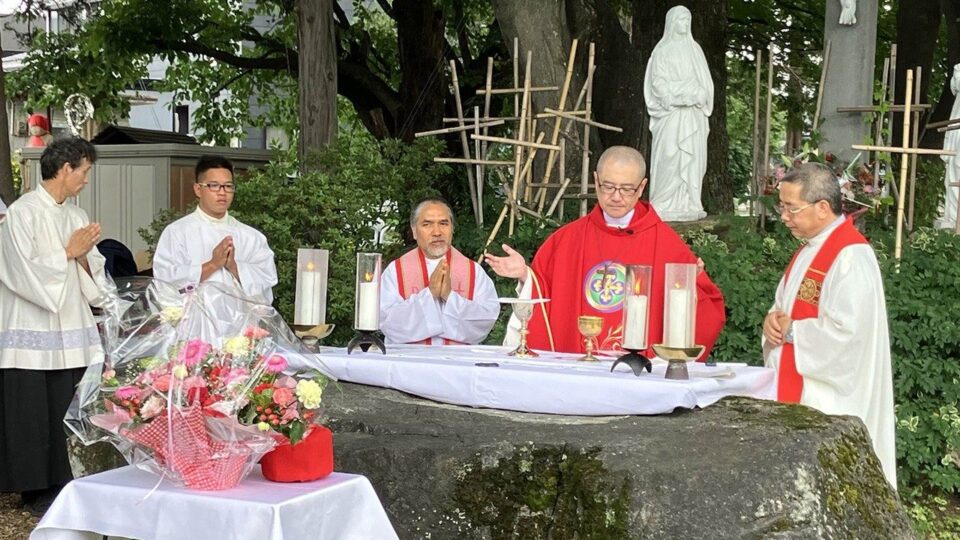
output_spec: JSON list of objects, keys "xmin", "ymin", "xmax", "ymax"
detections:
[
  {"xmin": 380, "ymin": 197, "xmax": 500, "ymax": 345},
  {"xmin": 485, "ymin": 146, "xmax": 726, "ymax": 358},
  {"xmin": 762, "ymin": 163, "xmax": 895, "ymax": 486}
]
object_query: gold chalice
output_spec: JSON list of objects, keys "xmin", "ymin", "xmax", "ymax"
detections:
[{"xmin": 577, "ymin": 315, "xmax": 603, "ymax": 362}]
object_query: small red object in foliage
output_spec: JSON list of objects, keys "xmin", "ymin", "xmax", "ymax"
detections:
[
  {"xmin": 260, "ymin": 426, "xmax": 334, "ymax": 483},
  {"xmin": 825, "ymin": 152, "xmax": 835, "ymax": 163}
]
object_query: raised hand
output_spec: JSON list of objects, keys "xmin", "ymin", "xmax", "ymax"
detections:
[
  {"xmin": 483, "ymin": 244, "xmax": 528, "ymax": 282},
  {"xmin": 440, "ymin": 262, "xmax": 452, "ymax": 301},
  {"xmin": 66, "ymin": 223, "xmax": 101, "ymax": 259}
]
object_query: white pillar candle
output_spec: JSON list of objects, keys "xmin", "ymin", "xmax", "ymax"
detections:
[
  {"xmin": 666, "ymin": 288, "xmax": 691, "ymax": 347},
  {"xmin": 356, "ymin": 281, "xmax": 380, "ymax": 331},
  {"xmin": 294, "ymin": 265, "xmax": 322, "ymax": 325},
  {"xmin": 622, "ymin": 295, "xmax": 649, "ymax": 350}
]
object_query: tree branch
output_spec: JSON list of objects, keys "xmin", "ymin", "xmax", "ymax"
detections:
[{"xmin": 375, "ymin": 0, "xmax": 395, "ymax": 19}]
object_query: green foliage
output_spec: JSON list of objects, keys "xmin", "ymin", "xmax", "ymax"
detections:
[
  {"xmin": 681, "ymin": 217, "xmax": 797, "ymax": 364},
  {"xmin": 883, "ymin": 228, "xmax": 960, "ymax": 493}
]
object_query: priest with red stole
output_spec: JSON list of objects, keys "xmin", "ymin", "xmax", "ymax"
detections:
[
  {"xmin": 380, "ymin": 197, "xmax": 500, "ymax": 345},
  {"xmin": 762, "ymin": 163, "xmax": 895, "ymax": 486},
  {"xmin": 485, "ymin": 146, "xmax": 725, "ymax": 358}
]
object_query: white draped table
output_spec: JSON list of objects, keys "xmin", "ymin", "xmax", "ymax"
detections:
[
  {"xmin": 305, "ymin": 344, "xmax": 775, "ymax": 416},
  {"xmin": 31, "ymin": 466, "xmax": 397, "ymax": 540}
]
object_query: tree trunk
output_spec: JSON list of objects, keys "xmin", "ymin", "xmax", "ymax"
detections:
[
  {"xmin": 298, "ymin": 0, "xmax": 337, "ymax": 165},
  {"xmin": 393, "ymin": 0, "xmax": 447, "ymax": 142},
  {"xmin": 921, "ymin": 0, "xmax": 960, "ymax": 148},
  {"xmin": 0, "ymin": 41, "xmax": 15, "ymax": 206},
  {"xmin": 893, "ymin": 0, "xmax": 941, "ymax": 147}
]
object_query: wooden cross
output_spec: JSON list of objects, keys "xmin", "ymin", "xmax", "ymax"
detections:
[{"xmin": 852, "ymin": 69, "xmax": 956, "ymax": 261}]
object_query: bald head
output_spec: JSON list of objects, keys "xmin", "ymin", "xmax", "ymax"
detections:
[{"xmin": 596, "ymin": 146, "xmax": 647, "ymax": 179}]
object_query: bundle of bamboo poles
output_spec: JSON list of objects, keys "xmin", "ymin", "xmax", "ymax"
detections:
[{"xmin": 415, "ymin": 38, "xmax": 623, "ymax": 253}]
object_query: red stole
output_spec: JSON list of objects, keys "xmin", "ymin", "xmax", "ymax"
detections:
[
  {"xmin": 524, "ymin": 203, "xmax": 726, "ymax": 357},
  {"xmin": 394, "ymin": 247, "xmax": 476, "ymax": 345},
  {"xmin": 777, "ymin": 218, "xmax": 867, "ymax": 402}
]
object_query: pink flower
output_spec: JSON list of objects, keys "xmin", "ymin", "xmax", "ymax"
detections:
[
  {"xmin": 177, "ymin": 339, "xmax": 212, "ymax": 367},
  {"xmin": 182, "ymin": 375, "xmax": 206, "ymax": 390},
  {"xmin": 273, "ymin": 387, "xmax": 295, "ymax": 407},
  {"xmin": 264, "ymin": 355, "xmax": 288, "ymax": 374},
  {"xmin": 221, "ymin": 367, "xmax": 250, "ymax": 386},
  {"xmin": 281, "ymin": 407, "xmax": 300, "ymax": 423},
  {"xmin": 115, "ymin": 386, "xmax": 139, "ymax": 400},
  {"xmin": 243, "ymin": 326, "xmax": 270, "ymax": 339},
  {"xmin": 153, "ymin": 374, "xmax": 171, "ymax": 392}
]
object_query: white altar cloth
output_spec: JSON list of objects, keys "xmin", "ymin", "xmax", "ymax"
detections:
[
  {"xmin": 31, "ymin": 466, "xmax": 397, "ymax": 540},
  {"xmin": 306, "ymin": 344, "xmax": 775, "ymax": 416}
]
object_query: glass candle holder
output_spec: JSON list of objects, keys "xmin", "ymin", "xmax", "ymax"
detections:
[
  {"xmin": 662, "ymin": 263, "xmax": 697, "ymax": 348},
  {"xmin": 294, "ymin": 249, "xmax": 329, "ymax": 327},
  {"xmin": 354, "ymin": 253, "xmax": 382, "ymax": 331},
  {"xmin": 621, "ymin": 265, "xmax": 652, "ymax": 350}
]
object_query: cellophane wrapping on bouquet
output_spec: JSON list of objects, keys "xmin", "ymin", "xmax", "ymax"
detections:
[{"xmin": 66, "ymin": 278, "xmax": 334, "ymax": 490}]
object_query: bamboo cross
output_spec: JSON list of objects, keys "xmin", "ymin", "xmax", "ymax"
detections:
[{"xmin": 851, "ymin": 69, "xmax": 956, "ymax": 261}]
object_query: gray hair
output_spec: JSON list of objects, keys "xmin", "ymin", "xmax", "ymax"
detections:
[
  {"xmin": 780, "ymin": 162, "xmax": 842, "ymax": 215},
  {"xmin": 409, "ymin": 197, "xmax": 455, "ymax": 229},
  {"xmin": 596, "ymin": 146, "xmax": 647, "ymax": 179}
]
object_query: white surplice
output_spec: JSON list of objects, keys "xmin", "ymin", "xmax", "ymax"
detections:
[
  {"xmin": 0, "ymin": 187, "xmax": 111, "ymax": 370},
  {"xmin": 380, "ymin": 256, "xmax": 500, "ymax": 345},
  {"xmin": 153, "ymin": 208, "xmax": 278, "ymax": 303},
  {"xmin": 763, "ymin": 216, "xmax": 897, "ymax": 486}
]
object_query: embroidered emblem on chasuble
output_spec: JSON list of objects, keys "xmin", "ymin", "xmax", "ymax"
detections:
[
  {"xmin": 798, "ymin": 277, "xmax": 822, "ymax": 305},
  {"xmin": 583, "ymin": 261, "xmax": 626, "ymax": 313}
]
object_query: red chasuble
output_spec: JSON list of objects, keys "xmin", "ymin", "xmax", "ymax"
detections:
[
  {"xmin": 394, "ymin": 246, "xmax": 476, "ymax": 345},
  {"xmin": 525, "ymin": 202, "xmax": 726, "ymax": 358},
  {"xmin": 776, "ymin": 218, "xmax": 867, "ymax": 402}
]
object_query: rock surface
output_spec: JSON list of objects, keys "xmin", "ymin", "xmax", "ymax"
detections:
[{"xmin": 326, "ymin": 382, "xmax": 914, "ymax": 539}]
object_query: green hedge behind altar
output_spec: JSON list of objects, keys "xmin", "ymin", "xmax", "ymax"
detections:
[{"xmin": 141, "ymin": 141, "xmax": 960, "ymax": 496}]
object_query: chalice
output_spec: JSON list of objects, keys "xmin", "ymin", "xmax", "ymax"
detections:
[
  {"xmin": 499, "ymin": 298, "xmax": 550, "ymax": 358},
  {"xmin": 577, "ymin": 315, "xmax": 603, "ymax": 362}
]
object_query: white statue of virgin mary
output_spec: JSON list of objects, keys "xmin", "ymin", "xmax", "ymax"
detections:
[
  {"xmin": 643, "ymin": 5, "xmax": 713, "ymax": 222},
  {"xmin": 936, "ymin": 63, "xmax": 960, "ymax": 230}
]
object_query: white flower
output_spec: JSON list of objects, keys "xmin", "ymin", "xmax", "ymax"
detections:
[
  {"xmin": 171, "ymin": 364, "xmax": 188, "ymax": 379},
  {"xmin": 296, "ymin": 380, "xmax": 323, "ymax": 409},
  {"xmin": 140, "ymin": 395, "xmax": 165, "ymax": 419},
  {"xmin": 223, "ymin": 336, "xmax": 251, "ymax": 356},
  {"xmin": 160, "ymin": 306, "xmax": 183, "ymax": 324}
]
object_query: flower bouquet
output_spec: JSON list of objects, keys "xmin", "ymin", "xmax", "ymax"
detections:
[
  {"xmin": 240, "ymin": 364, "xmax": 334, "ymax": 482},
  {"xmin": 67, "ymin": 279, "xmax": 333, "ymax": 490}
]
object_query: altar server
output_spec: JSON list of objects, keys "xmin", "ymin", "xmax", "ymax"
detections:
[
  {"xmin": 762, "ymin": 162, "xmax": 896, "ymax": 486},
  {"xmin": 0, "ymin": 137, "xmax": 111, "ymax": 516},
  {"xmin": 153, "ymin": 155, "xmax": 277, "ymax": 303},
  {"xmin": 380, "ymin": 197, "xmax": 499, "ymax": 345},
  {"xmin": 485, "ymin": 146, "xmax": 726, "ymax": 357}
]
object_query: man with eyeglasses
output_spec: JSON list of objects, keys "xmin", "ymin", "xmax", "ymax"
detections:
[
  {"xmin": 153, "ymin": 155, "xmax": 278, "ymax": 302},
  {"xmin": 485, "ymin": 146, "xmax": 726, "ymax": 357},
  {"xmin": 762, "ymin": 162, "xmax": 895, "ymax": 486}
]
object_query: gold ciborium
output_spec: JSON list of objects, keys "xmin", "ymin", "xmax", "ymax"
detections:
[
  {"xmin": 499, "ymin": 298, "xmax": 550, "ymax": 358},
  {"xmin": 577, "ymin": 315, "xmax": 603, "ymax": 362}
]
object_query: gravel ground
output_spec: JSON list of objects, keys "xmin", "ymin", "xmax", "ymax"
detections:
[{"xmin": 0, "ymin": 494, "xmax": 36, "ymax": 540}]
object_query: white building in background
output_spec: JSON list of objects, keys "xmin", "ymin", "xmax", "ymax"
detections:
[{"xmin": 0, "ymin": 1, "xmax": 289, "ymax": 151}]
